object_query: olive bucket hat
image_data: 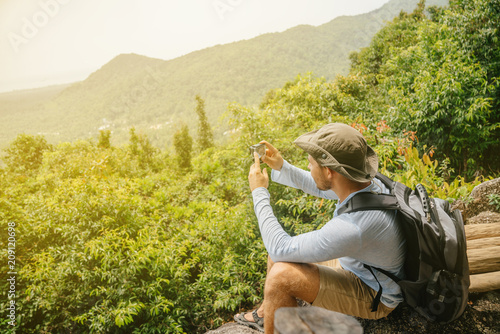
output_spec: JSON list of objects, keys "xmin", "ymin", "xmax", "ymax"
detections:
[{"xmin": 294, "ymin": 123, "xmax": 378, "ymax": 183}]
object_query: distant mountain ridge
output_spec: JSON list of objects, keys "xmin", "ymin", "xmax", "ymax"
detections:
[{"xmin": 0, "ymin": 0, "xmax": 448, "ymax": 148}]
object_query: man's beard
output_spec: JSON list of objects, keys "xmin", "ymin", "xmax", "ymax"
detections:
[{"xmin": 314, "ymin": 173, "xmax": 330, "ymax": 191}]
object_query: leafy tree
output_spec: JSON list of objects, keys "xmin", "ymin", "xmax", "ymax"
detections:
[
  {"xmin": 129, "ymin": 127, "xmax": 140, "ymax": 156},
  {"xmin": 444, "ymin": 0, "xmax": 500, "ymax": 169},
  {"xmin": 128, "ymin": 127, "xmax": 159, "ymax": 169},
  {"xmin": 173, "ymin": 124, "xmax": 194, "ymax": 170},
  {"xmin": 350, "ymin": 0, "xmax": 426, "ymax": 85},
  {"xmin": 195, "ymin": 95, "xmax": 214, "ymax": 151},
  {"xmin": 2, "ymin": 133, "xmax": 52, "ymax": 173},
  {"xmin": 381, "ymin": 0, "xmax": 499, "ymax": 176},
  {"xmin": 347, "ymin": 0, "xmax": 500, "ymax": 177},
  {"xmin": 98, "ymin": 129, "xmax": 112, "ymax": 149}
]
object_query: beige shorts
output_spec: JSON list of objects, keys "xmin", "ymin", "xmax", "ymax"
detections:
[{"xmin": 312, "ymin": 259, "xmax": 395, "ymax": 320}]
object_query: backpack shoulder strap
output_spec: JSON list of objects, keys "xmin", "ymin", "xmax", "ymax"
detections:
[
  {"xmin": 337, "ymin": 173, "xmax": 399, "ymax": 216},
  {"xmin": 337, "ymin": 192, "xmax": 398, "ymax": 215},
  {"xmin": 364, "ymin": 264, "xmax": 402, "ymax": 313},
  {"xmin": 375, "ymin": 172, "xmax": 395, "ymax": 189}
]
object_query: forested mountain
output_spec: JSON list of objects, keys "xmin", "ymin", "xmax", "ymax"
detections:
[{"xmin": 0, "ymin": 0, "xmax": 448, "ymax": 149}]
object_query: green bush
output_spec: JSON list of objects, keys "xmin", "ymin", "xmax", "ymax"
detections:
[{"xmin": 0, "ymin": 135, "xmax": 266, "ymax": 333}]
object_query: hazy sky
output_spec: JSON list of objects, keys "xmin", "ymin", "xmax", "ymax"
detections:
[{"xmin": 0, "ymin": 0, "xmax": 390, "ymax": 93}]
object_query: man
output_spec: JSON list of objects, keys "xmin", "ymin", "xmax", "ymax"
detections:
[{"xmin": 235, "ymin": 123, "xmax": 406, "ymax": 333}]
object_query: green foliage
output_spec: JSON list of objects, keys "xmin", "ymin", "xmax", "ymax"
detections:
[
  {"xmin": 351, "ymin": 0, "xmax": 500, "ymax": 177},
  {"xmin": 228, "ymin": 73, "xmax": 352, "ymax": 156},
  {"xmin": 385, "ymin": 31, "xmax": 498, "ymax": 176},
  {"xmin": 378, "ymin": 141, "xmax": 485, "ymax": 202},
  {"xmin": 444, "ymin": 0, "xmax": 500, "ymax": 170},
  {"xmin": 275, "ymin": 195, "xmax": 337, "ymax": 236},
  {"xmin": 446, "ymin": 0, "xmax": 500, "ymax": 85},
  {"xmin": 0, "ymin": 132, "xmax": 266, "ymax": 333},
  {"xmin": 128, "ymin": 127, "xmax": 160, "ymax": 171},
  {"xmin": 173, "ymin": 124, "xmax": 194, "ymax": 171},
  {"xmin": 98, "ymin": 130, "xmax": 112, "ymax": 149},
  {"xmin": 350, "ymin": 0, "xmax": 427, "ymax": 84},
  {"xmin": 488, "ymin": 193, "xmax": 500, "ymax": 212},
  {"xmin": 2, "ymin": 134, "xmax": 52, "ymax": 174},
  {"xmin": 195, "ymin": 95, "xmax": 214, "ymax": 152}
]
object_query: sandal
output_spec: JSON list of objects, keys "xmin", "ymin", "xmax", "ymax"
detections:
[{"xmin": 234, "ymin": 309, "xmax": 264, "ymax": 332}]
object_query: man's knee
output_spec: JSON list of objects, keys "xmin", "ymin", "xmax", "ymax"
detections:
[
  {"xmin": 265, "ymin": 262, "xmax": 318, "ymax": 296},
  {"xmin": 265, "ymin": 262, "xmax": 295, "ymax": 299},
  {"xmin": 267, "ymin": 262, "xmax": 292, "ymax": 283}
]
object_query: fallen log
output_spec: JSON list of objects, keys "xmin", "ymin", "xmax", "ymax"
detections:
[
  {"xmin": 464, "ymin": 223, "xmax": 500, "ymax": 240},
  {"xmin": 470, "ymin": 271, "xmax": 500, "ymax": 293},
  {"xmin": 467, "ymin": 236, "xmax": 500, "ymax": 250},
  {"xmin": 467, "ymin": 246, "xmax": 500, "ymax": 275},
  {"xmin": 274, "ymin": 306, "xmax": 362, "ymax": 334}
]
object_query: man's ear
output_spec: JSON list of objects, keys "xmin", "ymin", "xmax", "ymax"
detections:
[{"xmin": 324, "ymin": 167, "xmax": 335, "ymax": 180}]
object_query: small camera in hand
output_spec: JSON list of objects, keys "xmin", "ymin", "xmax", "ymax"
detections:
[{"xmin": 249, "ymin": 143, "xmax": 266, "ymax": 159}]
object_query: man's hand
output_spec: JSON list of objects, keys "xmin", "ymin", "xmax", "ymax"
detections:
[
  {"xmin": 249, "ymin": 152, "xmax": 269, "ymax": 191},
  {"xmin": 260, "ymin": 141, "xmax": 284, "ymax": 171}
]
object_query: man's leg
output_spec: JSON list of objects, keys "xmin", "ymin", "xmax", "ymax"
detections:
[
  {"xmin": 238, "ymin": 256, "xmax": 321, "ymax": 332},
  {"xmin": 262, "ymin": 261, "xmax": 321, "ymax": 334},
  {"xmin": 239, "ymin": 255, "xmax": 277, "ymax": 322},
  {"xmin": 240, "ymin": 258, "xmax": 394, "ymax": 333}
]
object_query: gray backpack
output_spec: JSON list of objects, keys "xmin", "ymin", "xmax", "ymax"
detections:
[{"xmin": 338, "ymin": 173, "xmax": 470, "ymax": 323}]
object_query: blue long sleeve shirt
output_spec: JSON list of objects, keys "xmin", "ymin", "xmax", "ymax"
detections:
[{"xmin": 252, "ymin": 160, "xmax": 405, "ymax": 308}]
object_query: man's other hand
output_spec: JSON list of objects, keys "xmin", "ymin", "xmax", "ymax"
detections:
[
  {"xmin": 260, "ymin": 141, "xmax": 284, "ymax": 171},
  {"xmin": 249, "ymin": 152, "xmax": 269, "ymax": 191}
]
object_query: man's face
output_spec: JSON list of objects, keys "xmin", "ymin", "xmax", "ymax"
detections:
[{"xmin": 307, "ymin": 155, "xmax": 331, "ymax": 190}]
